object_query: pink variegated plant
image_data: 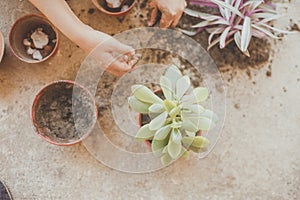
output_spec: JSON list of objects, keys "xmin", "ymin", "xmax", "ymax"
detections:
[{"xmin": 181, "ymin": 0, "xmax": 288, "ymax": 56}]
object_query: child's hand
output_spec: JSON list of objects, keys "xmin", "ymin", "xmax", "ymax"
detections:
[
  {"xmin": 79, "ymin": 28, "xmax": 139, "ymax": 76},
  {"xmin": 148, "ymin": 0, "xmax": 187, "ymax": 28}
]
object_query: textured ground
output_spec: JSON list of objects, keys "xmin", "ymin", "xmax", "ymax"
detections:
[{"xmin": 0, "ymin": 0, "xmax": 299, "ymax": 199}]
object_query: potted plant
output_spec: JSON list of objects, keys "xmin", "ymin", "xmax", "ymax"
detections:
[
  {"xmin": 181, "ymin": 0, "xmax": 288, "ymax": 56},
  {"xmin": 91, "ymin": 0, "xmax": 136, "ymax": 17},
  {"xmin": 31, "ymin": 80, "xmax": 98, "ymax": 146},
  {"xmin": 9, "ymin": 14, "xmax": 59, "ymax": 64},
  {"xmin": 128, "ymin": 64, "xmax": 218, "ymax": 165}
]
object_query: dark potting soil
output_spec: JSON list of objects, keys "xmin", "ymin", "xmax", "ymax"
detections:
[{"xmin": 34, "ymin": 82, "xmax": 96, "ymax": 142}]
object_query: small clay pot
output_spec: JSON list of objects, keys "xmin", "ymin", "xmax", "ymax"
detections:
[
  {"xmin": 137, "ymin": 89, "xmax": 201, "ymax": 148},
  {"xmin": 0, "ymin": 30, "xmax": 4, "ymax": 63},
  {"xmin": 9, "ymin": 14, "xmax": 59, "ymax": 64},
  {"xmin": 91, "ymin": 0, "xmax": 136, "ymax": 17},
  {"xmin": 31, "ymin": 80, "xmax": 98, "ymax": 146}
]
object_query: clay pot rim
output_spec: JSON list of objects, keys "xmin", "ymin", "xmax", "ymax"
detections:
[
  {"xmin": 30, "ymin": 80, "xmax": 98, "ymax": 146},
  {"xmin": 0, "ymin": 31, "xmax": 4, "ymax": 63},
  {"xmin": 91, "ymin": 0, "xmax": 136, "ymax": 17},
  {"xmin": 9, "ymin": 13, "xmax": 59, "ymax": 64}
]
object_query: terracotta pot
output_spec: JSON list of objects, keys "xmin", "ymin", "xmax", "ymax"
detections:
[
  {"xmin": 9, "ymin": 14, "xmax": 59, "ymax": 64},
  {"xmin": 31, "ymin": 80, "xmax": 98, "ymax": 146},
  {"xmin": 0, "ymin": 30, "xmax": 4, "ymax": 63},
  {"xmin": 91, "ymin": 0, "xmax": 136, "ymax": 17},
  {"xmin": 137, "ymin": 89, "xmax": 201, "ymax": 149}
]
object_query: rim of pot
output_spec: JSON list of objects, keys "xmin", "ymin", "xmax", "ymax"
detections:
[
  {"xmin": 30, "ymin": 80, "xmax": 98, "ymax": 146},
  {"xmin": 9, "ymin": 14, "xmax": 59, "ymax": 64},
  {"xmin": 0, "ymin": 31, "xmax": 4, "ymax": 63}
]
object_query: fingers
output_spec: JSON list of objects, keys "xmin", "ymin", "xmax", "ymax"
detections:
[
  {"xmin": 159, "ymin": 13, "xmax": 173, "ymax": 29},
  {"xmin": 170, "ymin": 11, "xmax": 183, "ymax": 28},
  {"xmin": 110, "ymin": 40, "xmax": 135, "ymax": 55},
  {"xmin": 148, "ymin": 5, "xmax": 159, "ymax": 26}
]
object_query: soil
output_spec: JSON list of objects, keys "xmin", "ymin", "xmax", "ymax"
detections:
[
  {"xmin": 179, "ymin": 5, "xmax": 272, "ymax": 72},
  {"xmin": 34, "ymin": 82, "xmax": 96, "ymax": 143}
]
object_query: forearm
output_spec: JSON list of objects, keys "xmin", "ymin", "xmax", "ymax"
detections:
[{"xmin": 29, "ymin": 0, "xmax": 93, "ymax": 51}]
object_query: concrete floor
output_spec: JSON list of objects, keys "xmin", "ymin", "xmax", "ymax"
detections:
[{"xmin": 0, "ymin": 0, "xmax": 299, "ymax": 199}]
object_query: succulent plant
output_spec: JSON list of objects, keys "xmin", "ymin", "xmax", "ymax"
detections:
[
  {"xmin": 181, "ymin": 0, "xmax": 289, "ymax": 56},
  {"xmin": 128, "ymin": 64, "xmax": 218, "ymax": 165}
]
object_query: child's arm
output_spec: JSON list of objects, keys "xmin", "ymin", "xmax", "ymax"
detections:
[{"xmin": 29, "ymin": 0, "xmax": 137, "ymax": 76}]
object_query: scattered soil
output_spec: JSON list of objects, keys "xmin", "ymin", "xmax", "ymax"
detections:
[
  {"xmin": 179, "ymin": 5, "xmax": 272, "ymax": 73},
  {"xmin": 34, "ymin": 82, "xmax": 96, "ymax": 143},
  {"xmin": 88, "ymin": 8, "xmax": 95, "ymax": 14}
]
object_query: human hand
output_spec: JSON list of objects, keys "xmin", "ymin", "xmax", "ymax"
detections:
[
  {"xmin": 78, "ymin": 28, "xmax": 139, "ymax": 76},
  {"xmin": 148, "ymin": 0, "xmax": 187, "ymax": 28}
]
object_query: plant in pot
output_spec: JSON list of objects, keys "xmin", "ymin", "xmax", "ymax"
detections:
[
  {"xmin": 128, "ymin": 64, "xmax": 218, "ymax": 165},
  {"xmin": 9, "ymin": 14, "xmax": 59, "ymax": 63},
  {"xmin": 31, "ymin": 80, "xmax": 98, "ymax": 146},
  {"xmin": 181, "ymin": 0, "xmax": 289, "ymax": 56},
  {"xmin": 91, "ymin": 0, "xmax": 136, "ymax": 17}
]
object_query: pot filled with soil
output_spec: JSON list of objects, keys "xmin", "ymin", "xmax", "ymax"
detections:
[
  {"xmin": 9, "ymin": 14, "xmax": 58, "ymax": 64},
  {"xmin": 91, "ymin": 0, "xmax": 136, "ymax": 17},
  {"xmin": 31, "ymin": 80, "xmax": 98, "ymax": 146},
  {"xmin": 0, "ymin": 30, "xmax": 4, "ymax": 63}
]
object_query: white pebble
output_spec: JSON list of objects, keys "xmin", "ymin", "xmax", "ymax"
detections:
[
  {"xmin": 32, "ymin": 50, "xmax": 43, "ymax": 61},
  {"xmin": 26, "ymin": 47, "xmax": 36, "ymax": 55},
  {"xmin": 23, "ymin": 38, "xmax": 31, "ymax": 46},
  {"xmin": 31, "ymin": 28, "xmax": 49, "ymax": 49}
]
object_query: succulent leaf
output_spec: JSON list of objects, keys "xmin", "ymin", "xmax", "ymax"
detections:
[
  {"xmin": 171, "ymin": 129, "xmax": 182, "ymax": 144},
  {"xmin": 131, "ymin": 85, "xmax": 163, "ymax": 104},
  {"xmin": 149, "ymin": 111, "xmax": 168, "ymax": 131},
  {"xmin": 154, "ymin": 125, "xmax": 172, "ymax": 140},
  {"xmin": 128, "ymin": 96, "xmax": 150, "ymax": 114},
  {"xmin": 191, "ymin": 136, "xmax": 210, "ymax": 149},
  {"xmin": 182, "ymin": 87, "xmax": 209, "ymax": 104},
  {"xmin": 163, "ymin": 100, "xmax": 176, "ymax": 112},
  {"xmin": 169, "ymin": 106, "xmax": 181, "ymax": 118},
  {"xmin": 152, "ymin": 138, "xmax": 169, "ymax": 157},
  {"xmin": 182, "ymin": 136, "xmax": 194, "ymax": 148},
  {"xmin": 161, "ymin": 153, "xmax": 173, "ymax": 166},
  {"xmin": 167, "ymin": 134, "xmax": 182, "ymax": 159},
  {"xmin": 160, "ymin": 76, "xmax": 173, "ymax": 100},
  {"xmin": 201, "ymin": 109, "xmax": 219, "ymax": 123},
  {"xmin": 164, "ymin": 64, "xmax": 182, "ymax": 91},
  {"xmin": 176, "ymin": 76, "xmax": 191, "ymax": 99},
  {"xmin": 149, "ymin": 103, "xmax": 165, "ymax": 113},
  {"xmin": 135, "ymin": 124, "xmax": 155, "ymax": 140}
]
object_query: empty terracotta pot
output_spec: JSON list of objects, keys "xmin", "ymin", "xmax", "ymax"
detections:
[
  {"xmin": 9, "ymin": 14, "xmax": 59, "ymax": 64},
  {"xmin": 91, "ymin": 0, "xmax": 136, "ymax": 17},
  {"xmin": 0, "ymin": 31, "xmax": 4, "ymax": 63}
]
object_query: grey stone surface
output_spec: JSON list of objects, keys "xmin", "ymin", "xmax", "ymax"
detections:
[{"xmin": 0, "ymin": 0, "xmax": 299, "ymax": 199}]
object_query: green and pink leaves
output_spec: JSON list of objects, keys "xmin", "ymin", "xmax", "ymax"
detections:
[{"xmin": 182, "ymin": 0, "xmax": 287, "ymax": 55}]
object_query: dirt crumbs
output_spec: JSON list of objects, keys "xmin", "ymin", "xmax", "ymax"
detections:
[{"xmin": 34, "ymin": 82, "xmax": 96, "ymax": 143}]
